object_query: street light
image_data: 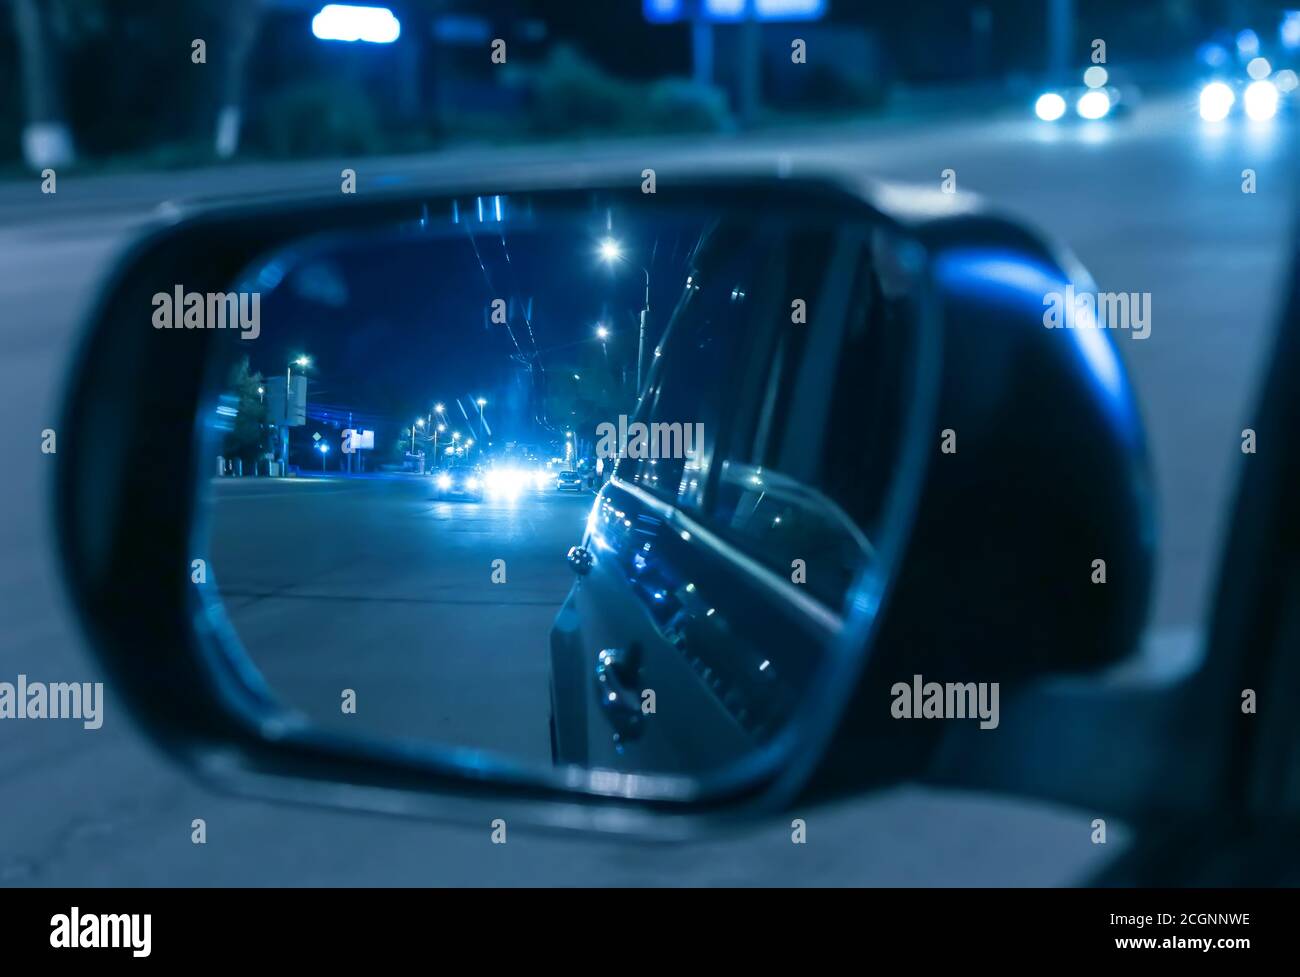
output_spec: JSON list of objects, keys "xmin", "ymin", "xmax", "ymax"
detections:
[
  {"xmin": 280, "ymin": 355, "xmax": 310, "ymax": 474},
  {"xmin": 432, "ymin": 420, "xmax": 446, "ymax": 468},
  {"xmin": 597, "ymin": 239, "xmax": 651, "ymax": 391},
  {"xmin": 410, "ymin": 417, "xmax": 425, "ymax": 454},
  {"xmin": 475, "ymin": 397, "xmax": 487, "ymax": 438}
]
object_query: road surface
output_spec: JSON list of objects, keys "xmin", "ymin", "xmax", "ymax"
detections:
[
  {"xmin": 209, "ymin": 475, "xmax": 589, "ymax": 762},
  {"xmin": 1, "ymin": 97, "xmax": 1292, "ymax": 884}
]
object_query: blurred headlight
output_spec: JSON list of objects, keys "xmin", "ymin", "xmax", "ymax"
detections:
[
  {"xmin": 1199, "ymin": 81, "xmax": 1235, "ymax": 122},
  {"xmin": 1035, "ymin": 92, "xmax": 1067, "ymax": 121},
  {"xmin": 1076, "ymin": 89, "xmax": 1111, "ymax": 120},
  {"xmin": 436, "ymin": 474, "xmax": 451, "ymax": 489},
  {"xmin": 1244, "ymin": 80, "xmax": 1279, "ymax": 120},
  {"xmin": 467, "ymin": 477, "xmax": 480, "ymax": 490}
]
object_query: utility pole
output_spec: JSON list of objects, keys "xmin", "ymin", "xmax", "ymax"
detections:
[
  {"xmin": 636, "ymin": 268, "xmax": 650, "ymax": 393},
  {"xmin": 692, "ymin": 15, "xmax": 714, "ymax": 87},
  {"xmin": 738, "ymin": 0, "xmax": 762, "ymax": 127},
  {"xmin": 1047, "ymin": 0, "xmax": 1075, "ymax": 85}
]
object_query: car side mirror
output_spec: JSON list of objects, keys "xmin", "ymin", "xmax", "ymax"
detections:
[{"xmin": 55, "ymin": 169, "xmax": 1151, "ymax": 835}]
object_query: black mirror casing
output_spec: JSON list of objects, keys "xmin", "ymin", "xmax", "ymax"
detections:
[{"xmin": 801, "ymin": 215, "xmax": 1155, "ymax": 804}]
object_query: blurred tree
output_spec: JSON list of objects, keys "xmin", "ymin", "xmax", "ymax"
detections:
[
  {"xmin": 539, "ymin": 351, "xmax": 630, "ymax": 455},
  {"xmin": 223, "ymin": 358, "xmax": 271, "ymax": 472}
]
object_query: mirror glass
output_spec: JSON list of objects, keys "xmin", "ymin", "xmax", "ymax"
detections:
[{"xmin": 199, "ymin": 190, "xmax": 930, "ymax": 783}]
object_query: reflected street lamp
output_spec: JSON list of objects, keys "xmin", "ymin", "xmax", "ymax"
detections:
[
  {"xmin": 597, "ymin": 238, "xmax": 650, "ymax": 391},
  {"xmin": 281, "ymin": 355, "xmax": 310, "ymax": 473}
]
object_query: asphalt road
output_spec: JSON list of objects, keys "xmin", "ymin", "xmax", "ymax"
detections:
[
  {"xmin": 1, "ymin": 97, "xmax": 1293, "ymax": 884},
  {"xmin": 208, "ymin": 475, "xmax": 590, "ymax": 763}
]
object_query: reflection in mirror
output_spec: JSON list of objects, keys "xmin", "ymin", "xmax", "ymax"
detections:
[{"xmin": 201, "ymin": 191, "xmax": 929, "ymax": 784}]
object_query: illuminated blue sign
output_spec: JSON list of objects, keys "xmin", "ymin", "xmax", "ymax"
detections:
[{"xmin": 644, "ymin": 0, "xmax": 827, "ymax": 24}]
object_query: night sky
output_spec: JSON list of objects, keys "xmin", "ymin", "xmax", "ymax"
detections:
[{"xmin": 245, "ymin": 197, "xmax": 707, "ymax": 450}]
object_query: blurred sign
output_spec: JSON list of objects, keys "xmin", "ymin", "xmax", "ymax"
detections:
[
  {"xmin": 433, "ymin": 15, "xmax": 491, "ymax": 45},
  {"xmin": 644, "ymin": 0, "xmax": 826, "ymax": 23},
  {"xmin": 265, "ymin": 374, "xmax": 307, "ymax": 427},
  {"xmin": 342, "ymin": 429, "xmax": 374, "ymax": 454}
]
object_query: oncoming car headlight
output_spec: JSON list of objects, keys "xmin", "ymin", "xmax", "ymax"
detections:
[
  {"xmin": 1076, "ymin": 89, "xmax": 1111, "ymax": 120},
  {"xmin": 1199, "ymin": 81, "xmax": 1235, "ymax": 121},
  {"xmin": 1244, "ymin": 79, "xmax": 1279, "ymax": 121}
]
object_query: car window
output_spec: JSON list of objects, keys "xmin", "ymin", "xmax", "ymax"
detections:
[
  {"xmin": 615, "ymin": 221, "xmax": 784, "ymax": 508},
  {"xmin": 708, "ymin": 232, "xmax": 918, "ymax": 609}
]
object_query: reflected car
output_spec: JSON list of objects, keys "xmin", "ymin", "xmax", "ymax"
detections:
[
  {"xmin": 548, "ymin": 217, "xmax": 925, "ymax": 773},
  {"xmin": 434, "ymin": 466, "xmax": 484, "ymax": 500},
  {"xmin": 555, "ymin": 471, "xmax": 583, "ymax": 492}
]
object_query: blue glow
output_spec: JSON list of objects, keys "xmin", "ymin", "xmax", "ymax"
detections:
[
  {"xmin": 1197, "ymin": 41, "xmax": 1230, "ymax": 68},
  {"xmin": 932, "ymin": 248, "xmax": 1135, "ymax": 433},
  {"xmin": 643, "ymin": 0, "xmax": 681, "ymax": 23},
  {"xmin": 311, "ymin": 5, "xmax": 400, "ymax": 44},
  {"xmin": 644, "ymin": 0, "xmax": 825, "ymax": 23},
  {"xmin": 256, "ymin": 260, "xmax": 286, "ymax": 290},
  {"xmin": 1283, "ymin": 12, "xmax": 1300, "ymax": 50}
]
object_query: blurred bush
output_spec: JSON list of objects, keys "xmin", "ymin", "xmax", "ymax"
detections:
[
  {"xmin": 525, "ymin": 45, "xmax": 636, "ymax": 134},
  {"xmin": 795, "ymin": 63, "xmax": 888, "ymax": 111},
  {"xmin": 250, "ymin": 80, "xmax": 383, "ymax": 159},
  {"xmin": 522, "ymin": 45, "xmax": 729, "ymax": 137},
  {"xmin": 641, "ymin": 78, "xmax": 731, "ymax": 133}
]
